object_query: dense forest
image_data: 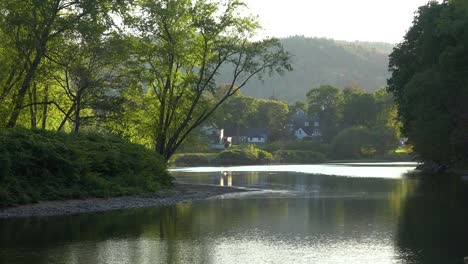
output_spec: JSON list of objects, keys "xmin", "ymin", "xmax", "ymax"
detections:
[
  {"xmin": 219, "ymin": 36, "xmax": 394, "ymax": 102},
  {"xmin": 388, "ymin": 0, "xmax": 468, "ymax": 171}
]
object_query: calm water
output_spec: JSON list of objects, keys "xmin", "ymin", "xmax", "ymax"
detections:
[{"xmin": 1, "ymin": 163, "xmax": 468, "ymax": 264}]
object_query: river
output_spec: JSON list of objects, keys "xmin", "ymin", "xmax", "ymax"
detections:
[{"xmin": 1, "ymin": 163, "xmax": 467, "ymax": 264}]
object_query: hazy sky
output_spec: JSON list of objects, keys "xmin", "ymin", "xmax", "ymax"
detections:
[{"xmin": 243, "ymin": 0, "xmax": 438, "ymax": 44}]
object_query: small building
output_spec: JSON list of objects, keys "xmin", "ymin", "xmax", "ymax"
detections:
[
  {"xmin": 288, "ymin": 110, "xmax": 321, "ymax": 140},
  {"xmin": 294, "ymin": 126, "xmax": 321, "ymax": 140},
  {"xmin": 202, "ymin": 126, "xmax": 232, "ymax": 149},
  {"xmin": 224, "ymin": 127, "xmax": 271, "ymax": 144}
]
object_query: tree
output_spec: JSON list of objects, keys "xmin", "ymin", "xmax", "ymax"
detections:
[
  {"xmin": 331, "ymin": 126, "xmax": 374, "ymax": 159},
  {"xmin": 342, "ymin": 87, "xmax": 377, "ymax": 128},
  {"xmin": 0, "ymin": 0, "xmax": 127, "ymax": 128},
  {"xmin": 306, "ymin": 85, "xmax": 344, "ymax": 142},
  {"xmin": 388, "ymin": 0, "xmax": 468, "ymax": 168},
  {"xmin": 289, "ymin": 101, "xmax": 307, "ymax": 114},
  {"xmin": 254, "ymin": 99, "xmax": 289, "ymax": 140},
  {"xmin": 210, "ymin": 93, "xmax": 258, "ymax": 139},
  {"xmin": 131, "ymin": 0, "xmax": 291, "ymax": 159},
  {"xmin": 47, "ymin": 33, "xmax": 129, "ymax": 133}
]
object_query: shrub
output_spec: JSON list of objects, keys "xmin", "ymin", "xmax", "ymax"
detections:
[
  {"xmin": 172, "ymin": 153, "xmax": 217, "ymax": 166},
  {"xmin": 218, "ymin": 149, "xmax": 258, "ymax": 165},
  {"xmin": 0, "ymin": 128, "xmax": 172, "ymax": 207},
  {"xmin": 331, "ymin": 126, "xmax": 375, "ymax": 159},
  {"xmin": 257, "ymin": 149, "xmax": 274, "ymax": 163},
  {"xmin": 331, "ymin": 126, "xmax": 399, "ymax": 159},
  {"xmin": 263, "ymin": 140, "xmax": 330, "ymax": 154},
  {"xmin": 273, "ymin": 150, "xmax": 326, "ymax": 164}
]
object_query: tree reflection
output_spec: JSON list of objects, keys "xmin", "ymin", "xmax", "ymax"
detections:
[{"xmin": 396, "ymin": 175, "xmax": 468, "ymax": 264}]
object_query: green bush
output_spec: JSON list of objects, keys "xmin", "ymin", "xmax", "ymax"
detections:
[
  {"xmin": 172, "ymin": 153, "xmax": 217, "ymax": 166},
  {"xmin": 0, "ymin": 128, "xmax": 172, "ymax": 207},
  {"xmin": 331, "ymin": 126, "xmax": 399, "ymax": 159},
  {"xmin": 218, "ymin": 149, "xmax": 258, "ymax": 165},
  {"xmin": 273, "ymin": 150, "xmax": 326, "ymax": 164},
  {"xmin": 263, "ymin": 140, "xmax": 330, "ymax": 154},
  {"xmin": 257, "ymin": 149, "xmax": 274, "ymax": 163},
  {"xmin": 331, "ymin": 126, "xmax": 375, "ymax": 159},
  {"xmin": 380, "ymin": 152, "xmax": 413, "ymax": 162}
]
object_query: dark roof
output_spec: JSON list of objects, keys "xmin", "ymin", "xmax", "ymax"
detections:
[{"xmin": 296, "ymin": 126, "xmax": 314, "ymax": 135}]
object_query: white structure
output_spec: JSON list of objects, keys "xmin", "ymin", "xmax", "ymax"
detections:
[{"xmin": 247, "ymin": 136, "xmax": 266, "ymax": 143}]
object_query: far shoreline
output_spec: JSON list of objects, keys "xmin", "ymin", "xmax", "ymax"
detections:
[{"xmin": 0, "ymin": 183, "xmax": 256, "ymax": 220}]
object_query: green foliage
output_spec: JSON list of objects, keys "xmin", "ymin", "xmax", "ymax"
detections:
[
  {"xmin": 218, "ymin": 149, "xmax": 259, "ymax": 165},
  {"xmin": 273, "ymin": 150, "xmax": 326, "ymax": 164},
  {"xmin": 257, "ymin": 149, "xmax": 274, "ymax": 163},
  {"xmin": 331, "ymin": 126, "xmax": 375, "ymax": 159},
  {"xmin": 218, "ymin": 145, "xmax": 272, "ymax": 165},
  {"xmin": 342, "ymin": 87, "xmax": 378, "ymax": 128},
  {"xmin": 388, "ymin": 0, "xmax": 468, "ymax": 167},
  {"xmin": 129, "ymin": 0, "xmax": 291, "ymax": 159},
  {"xmin": 0, "ymin": 0, "xmax": 291, "ymax": 161},
  {"xmin": 171, "ymin": 153, "xmax": 218, "ymax": 167},
  {"xmin": 307, "ymin": 85, "xmax": 344, "ymax": 142},
  {"xmin": 0, "ymin": 128, "xmax": 172, "ymax": 207},
  {"xmin": 254, "ymin": 99, "xmax": 290, "ymax": 141},
  {"xmin": 262, "ymin": 140, "xmax": 330, "ymax": 154},
  {"xmin": 331, "ymin": 126, "xmax": 399, "ymax": 159},
  {"xmin": 210, "ymin": 94, "xmax": 290, "ymax": 141}
]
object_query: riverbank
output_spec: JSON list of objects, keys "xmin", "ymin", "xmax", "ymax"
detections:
[
  {"xmin": 171, "ymin": 149, "xmax": 412, "ymax": 167},
  {"xmin": 0, "ymin": 183, "xmax": 254, "ymax": 219}
]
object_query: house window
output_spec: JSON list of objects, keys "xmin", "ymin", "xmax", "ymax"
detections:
[{"xmin": 298, "ymin": 130, "xmax": 302, "ymax": 135}]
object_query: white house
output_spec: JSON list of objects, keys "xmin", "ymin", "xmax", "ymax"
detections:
[
  {"xmin": 247, "ymin": 136, "xmax": 266, "ymax": 143},
  {"xmin": 289, "ymin": 110, "xmax": 321, "ymax": 140}
]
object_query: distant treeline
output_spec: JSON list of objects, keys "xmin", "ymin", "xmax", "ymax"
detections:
[{"xmin": 218, "ymin": 36, "xmax": 394, "ymax": 102}]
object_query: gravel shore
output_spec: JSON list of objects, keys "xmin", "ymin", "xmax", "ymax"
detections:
[{"xmin": 0, "ymin": 183, "xmax": 255, "ymax": 219}]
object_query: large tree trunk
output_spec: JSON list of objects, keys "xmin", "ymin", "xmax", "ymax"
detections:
[
  {"xmin": 73, "ymin": 90, "xmax": 82, "ymax": 134},
  {"xmin": 41, "ymin": 85, "xmax": 49, "ymax": 129},
  {"xmin": 58, "ymin": 103, "xmax": 76, "ymax": 132},
  {"xmin": 27, "ymin": 83, "xmax": 38, "ymax": 129}
]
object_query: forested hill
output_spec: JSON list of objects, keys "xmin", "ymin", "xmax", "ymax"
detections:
[{"xmin": 228, "ymin": 36, "xmax": 394, "ymax": 102}]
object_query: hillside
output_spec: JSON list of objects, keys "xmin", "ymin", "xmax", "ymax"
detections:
[{"xmin": 223, "ymin": 36, "xmax": 394, "ymax": 102}]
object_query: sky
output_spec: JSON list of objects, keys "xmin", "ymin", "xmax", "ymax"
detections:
[{"xmin": 242, "ymin": 0, "xmax": 439, "ymax": 44}]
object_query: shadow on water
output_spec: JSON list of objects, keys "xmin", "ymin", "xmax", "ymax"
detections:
[{"xmin": 396, "ymin": 173, "xmax": 468, "ymax": 264}]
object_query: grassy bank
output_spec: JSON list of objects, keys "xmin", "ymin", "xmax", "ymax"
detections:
[
  {"xmin": 171, "ymin": 141, "xmax": 412, "ymax": 167},
  {"xmin": 172, "ymin": 147, "xmax": 327, "ymax": 167},
  {"xmin": 0, "ymin": 128, "xmax": 172, "ymax": 207}
]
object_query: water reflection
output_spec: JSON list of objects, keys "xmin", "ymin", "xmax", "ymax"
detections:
[
  {"xmin": 1, "ymin": 165, "xmax": 467, "ymax": 264},
  {"xmin": 0, "ymin": 197, "xmax": 407, "ymax": 264},
  {"xmin": 219, "ymin": 172, "xmax": 233, "ymax": 187},
  {"xmin": 395, "ymin": 176, "xmax": 468, "ymax": 264}
]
